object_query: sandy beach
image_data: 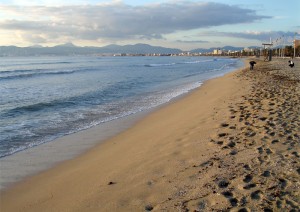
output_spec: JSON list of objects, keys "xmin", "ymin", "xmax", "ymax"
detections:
[{"xmin": 0, "ymin": 58, "xmax": 299, "ymax": 211}]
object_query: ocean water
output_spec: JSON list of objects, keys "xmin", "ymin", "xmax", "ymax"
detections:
[{"xmin": 0, "ymin": 56, "xmax": 243, "ymax": 158}]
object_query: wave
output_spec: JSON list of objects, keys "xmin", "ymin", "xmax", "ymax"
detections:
[
  {"xmin": 0, "ymin": 80, "xmax": 204, "ymax": 158},
  {"xmin": 1, "ymin": 100, "xmax": 77, "ymax": 119},
  {"xmin": 0, "ymin": 106, "xmax": 137, "ymax": 158},
  {"xmin": 144, "ymin": 59, "xmax": 218, "ymax": 67},
  {"xmin": 0, "ymin": 69, "xmax": 77, "ymax": 80},
  {"xmin": 181, "ymin": 59, "xmax": 215, "ymax": 64},
  {"xmin": 2, "ymin": 61, "xmax": 74, "ymax": 67},
  {"xmin": 29, "ymin": 61, "xmax": 73, "ymax": 65},
  {"xmin": 144, "ymin": 63, "xmax": 176, "ymax": 67},
  {"xmin": 1, "ymin": 77, "xmax": 144, "ymax": 119},
  {"xmin": 1, "ymin": 69, "xmax": 43, "ymax": 74},
  {"xmin": 0, "ymin": 57, "xmax": 243, "ymax": 158}
]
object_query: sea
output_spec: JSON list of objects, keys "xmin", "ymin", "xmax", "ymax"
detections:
[{"xmin": 0, "ymin": 56, "xmax": 244, "ymax": 158}]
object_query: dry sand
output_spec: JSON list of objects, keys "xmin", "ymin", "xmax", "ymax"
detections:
[{"xmin": 0, "ymin": 58, "xmax": 299, "ymax": 211}]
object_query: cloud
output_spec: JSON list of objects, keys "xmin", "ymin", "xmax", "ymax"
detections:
[
  {"xmin": 198, "ymin": 31, "xmax": 297, "ymax": 43},
  {"xmin": 21, "ymin": 32, "xmax": 48, "ymax": 43},
  {"xmin": 0, "ymin": 1, "xmax": 271, "ymax": 44},
  {"xmin": 176, "ymin": 40, "xmax": 209, "ymax": 43}
]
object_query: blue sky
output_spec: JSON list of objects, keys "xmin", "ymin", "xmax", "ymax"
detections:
[{"xmin": 0, "ymin": 0, "xmax": 299, "ymax": 50}]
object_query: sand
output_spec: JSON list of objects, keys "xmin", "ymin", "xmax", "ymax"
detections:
[
  {"xmin": 0, "ymin": 58, "xmax": 299, "ymax": 211},
  {"xmin": 0, "ymin": 109, "xmax": 146, "ymax": 190}
]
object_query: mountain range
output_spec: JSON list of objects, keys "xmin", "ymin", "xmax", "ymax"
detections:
[{"xmin": 0, "ymin": 43, "xmax": 253, "ymax": 56}]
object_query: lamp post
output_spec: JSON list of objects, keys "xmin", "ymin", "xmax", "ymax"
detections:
[
  {"xmin": 293, "ymin": 32, "xmax": 297, "ymax": 58},
  {"xmin": 283, "ymin": 35, "xmax": 285, "ymax": 57}
]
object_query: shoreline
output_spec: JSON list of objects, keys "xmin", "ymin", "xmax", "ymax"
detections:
[
  {"xmin": 0, "ymin": 63, "xmax": 248, "ymax": 209},
  {"xmin": 1, "ymin": 58, "xmax": 299, "ymax": 211},
  {"xmin": 0, "ymin": 61, "xmax": 241, "ymax": 191},
  {"xmin": 0, "ymin": 109, "xmax": 147, "ymax": 190}
]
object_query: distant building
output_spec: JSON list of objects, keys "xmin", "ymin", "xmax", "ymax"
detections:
[
  {"xmin": 213, "ymin": 49, "xmax": 222, "ymax": 55},
  {"xmin": 243, "ymin": 47, "xmax": 252, "ymax": 53},
  {"xmin": 295, "ymin": 40, "xmax": 300, "ymax": 48}
]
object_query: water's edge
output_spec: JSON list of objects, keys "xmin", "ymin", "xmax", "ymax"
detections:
[
  {"xmin": 0, "ymin": 60, "xmax": 244, "ymax": 191},
  {"xmin": 0, "ymin": 108, "xmax": 149, "ymax": 190},
  {"xmin": 0, "ymin": 79, "xmax": 202, "ymax": 190}
]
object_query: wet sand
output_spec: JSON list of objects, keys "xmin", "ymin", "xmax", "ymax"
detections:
[
  {"xmin": 0, "ymin": 111, "xmax": 146, "ymax": 190},
  {"xmin": 0, "ymin": 58, "xmax": 299, "ymax": 211}
]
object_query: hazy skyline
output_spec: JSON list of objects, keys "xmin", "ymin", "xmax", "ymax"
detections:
[{"xmin": 0, "ymin": 0, "xmax": 299, "ymax": 50}]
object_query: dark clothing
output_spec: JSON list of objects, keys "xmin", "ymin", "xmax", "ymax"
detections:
[
  {"xmin": 249, "ymin": 61, "xmax": 256, "ymax": 70},
  {"xmin": 289, "ymin": 60, "xmax": 294, "ymax": 68}
]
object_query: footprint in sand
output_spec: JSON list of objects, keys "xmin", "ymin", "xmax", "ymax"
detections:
[
  {"xmin": 259, "ymin": 117, "xmax": 267, "ymax": 121},
  {"xmin": 257, "ymin": 147, "xmax": 263, "ymax": 154},
  {"xmin": 218, "ymin": 179, "xmax": 230, "ymax": 189},
  {"xmin": 218, "ymin": 133, "xmax": 228, "ymax": 138},
  {"xmin": 250, "ymin": 190, "xmax": 262, "ymax": 200},
  {"xmin": 278, "ymin": 178, "xmax": 288, "ymax": 189},
  {"xmin": 216, "ymin": 140, "xmax": 224, "ymax": 145},
  {"xmin": 243, "ymin": 174, "xmax": 253, "ymax": 183},
  {"xmin": 257, "ymin": 156, "xmax": 265, "ymax": 164},
  {"xmin": 263, "ymin": 207, "xmax": 273, "ymax": 212},
  {"xmin": 268, "ymin": 131, "xmax": 276, "ymax": 137},
  {"xmin": 230, "ymin": 149, "xmax": 238, "ymax": 155},
  {"xmin": 228, "ymin": 141, "xmax": 236, "ymax": 148},
  {"xmin": 221, "ymin": 191, "xmax": 233, "ymax": 198},
  {"xmin": 243, "ymin": 164, "xmax": 252, "ymax": 171},
  {"xmin": 145, "ymin": 204, "xmax": 154, "ymax": 211},
  {"xmin": 243, "ymin": 183, "xmax": 256, "ymax": 190},
  {"xmin": 271, "ymin": 139, "xmax": 279, "ymax": 144},
  {"xmin": 276, "ymin": 200, "xmax": 283, "ymax": 209},
  {"xmin": 265, "ymin": 148, "xmax": 273, "ymax": 155},
  {"xmin": 221, "ymin": 123, "xmax": 229, "ymax": 128},
  {"xmin": 221, "ymin": 191, "xmax": 239, "ymax": 207},
  {"xmin": 261, "ymin": 170, "xmax": 271, "ymax": 177},
  {"xmin": 291, "ymin": 151, "xmax": 299, "ymax": 158},
  {"xmin": 238, "ymin": 208, "xmax": 250, "ymax": 212},
  {"xmin": 245, "ymin": 130, "xmax": 256, "ymax": 137},
  {"xmin": 229, "ymin": 198, "xmax": 238, "ymax": 207}
]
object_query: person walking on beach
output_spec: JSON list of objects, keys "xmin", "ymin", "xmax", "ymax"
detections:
[
  {"xmin": 288, "ymin": 60, "xmax": 294, "ymax": 68},
  {"xmin": 249, "ymin": 61, "xmax": 256, "ymax": 70}
]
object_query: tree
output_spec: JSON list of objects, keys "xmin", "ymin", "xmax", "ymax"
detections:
[{"xmin": 284, "ymin": 46, "xmax": 293, "ymax": 57}]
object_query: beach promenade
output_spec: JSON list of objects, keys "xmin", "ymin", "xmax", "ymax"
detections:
[{"xmin": 1, "ymin": 58, "xmax": 299, "ymax": 211}]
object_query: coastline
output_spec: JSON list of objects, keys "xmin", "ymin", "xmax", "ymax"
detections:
[
  {"xmin": 0, "ymin": 57, "xmax": 241, "ymax": 191},
  {"xmin": 1, "ymin": 58, "xmax": 299, "ymax": 211},
  {"xmin": 0, "ymin": 110, "xmax": 147, "ymax": 190}
]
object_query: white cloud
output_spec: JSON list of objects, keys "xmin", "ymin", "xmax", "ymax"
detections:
[
  {"xmin": 1, "ymin": 0, "xmax": 105, "ymax": 6},
  {"xmin": 0, "ymin": 1, "xmax": 271, "ymax": 45},
  {"xmin": 198, "ymin": 30, "xmax": 297, "ymax": 44},
  {"xmin": 176, "ymin": 40, "xmax": 209, "ymax": 44}
]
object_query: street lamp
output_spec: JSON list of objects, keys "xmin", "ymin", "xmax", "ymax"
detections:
[{"xmin": 294, "ymin": 32, "xmax": 297, "ymax": 58}]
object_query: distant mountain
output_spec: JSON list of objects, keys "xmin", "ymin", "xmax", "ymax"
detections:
[
  {"xmin": 0, "ymin": 43, "xmax": 182, "ymax": 56},
  {"xmin": 105, "ymin": 43, "xmax": 182, "ymax": 54},
  {"xmin": 248, "ymin": 46, "xmax": 261, "ymax": 49},
  {"xmin": 0, "ymin": 43, "xmax": 260, "ymax": 56},
  {"xmin": 222, "ymin": 46, "xmax": 245, "ymax": 51},
  {"xmin": 55, "ymin": 42, "xmax": 77, "ymax": 47},
  {"xmin": 190, "ymin": 47, "xmax": 215, "ymax": 54},
  {"xmin": 29, "ymin": 44, "xmax": 43, "ymax": 48}
]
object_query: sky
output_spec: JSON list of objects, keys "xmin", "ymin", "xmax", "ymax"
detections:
[{"xmin": 0, "ymin": 0, "xmax": 299, "ymax": 50}]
